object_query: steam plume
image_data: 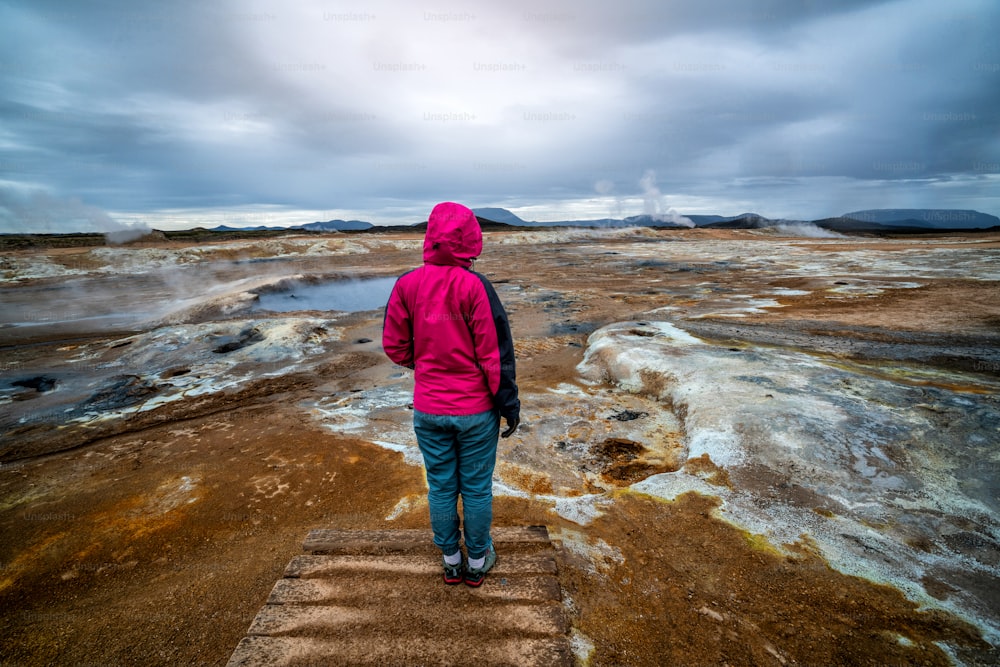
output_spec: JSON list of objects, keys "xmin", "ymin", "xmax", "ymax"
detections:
[
  {"xmin": 639, "ymin": 170, "xmax": 694, "ymax": 227},
  {"xmin": 0, "ymin": 187, "xmax": 151, "ymax": 242}
]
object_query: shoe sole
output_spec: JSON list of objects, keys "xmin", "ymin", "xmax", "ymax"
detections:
[{"xmin": 443, "ymin": 575, "xmax": 463, "ymax": 585}]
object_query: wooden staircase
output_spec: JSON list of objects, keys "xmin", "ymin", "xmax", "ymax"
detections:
[{"xmin": 227, "ymin": 526, "xmax": 572, "ymax": 666}]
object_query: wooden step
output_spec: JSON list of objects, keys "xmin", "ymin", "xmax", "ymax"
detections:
[
  {"xmin": 227, "ymin": 526, "xmax": 571, "ymax": 667},
  {"xmin": 228, "ymin": 634, "xmax": 573, "ymax": 667},
  {"xmin": 284, "ymin": 552, "xmax": 558, "ymax": 578},
  {"xmin": 267, "ymin": 572, "xmax": 562, "ymax": 605},
  {"xmin": 246, "ymin": 601, "xmax": 568, "ymax": 637}
]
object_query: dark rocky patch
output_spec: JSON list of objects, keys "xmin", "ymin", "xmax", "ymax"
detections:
[
  {"xmin": 212, "ymin": 326, "xmax": 265, "ymax": 354},
  {"xmin": 607, "ymin": 409, "xmax": 648, "ymax": 422},
  {"xmin": 82, "ymin": 375, "xmax": 160, "ymax": 411},
  {"xmin": 549, "ymin": 321, "xmax": 599, "ymax": 336},
  {"xmin": 12, "ymin": 376, "xmax": 58, "ymax": 393}
]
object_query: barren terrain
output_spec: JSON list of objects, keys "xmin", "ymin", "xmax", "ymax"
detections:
[{"xmin": 1, "ymin": 228, "xmax": 998, "ymax": 666}]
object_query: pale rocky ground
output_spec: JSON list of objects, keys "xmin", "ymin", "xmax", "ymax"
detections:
[{"xmin": 1, "ymin": 227, "xmax": 998, "ymax": 666}]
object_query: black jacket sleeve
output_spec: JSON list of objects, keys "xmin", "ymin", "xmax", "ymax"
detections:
[{"xmin": 474, "ymin": 272, "xmax": 520, "ymax": 421}]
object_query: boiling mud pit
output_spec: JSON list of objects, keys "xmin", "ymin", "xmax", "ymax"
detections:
[{"xmin": 1, "ymin": 229, "xmax": 999, "ymax": 666}]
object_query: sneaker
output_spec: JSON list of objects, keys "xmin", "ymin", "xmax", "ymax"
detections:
[
  {"xmin": 464, "ymin": 544, "xmax": 497, "ymax": 587},
  {"xmin": 442, "ymin": 557, "xmax": 464, "ymax": 585}
]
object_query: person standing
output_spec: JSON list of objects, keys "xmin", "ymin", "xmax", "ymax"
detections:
[{"xmin": 382, "ymin": 201, "xmax": 520, "ymax": 587}]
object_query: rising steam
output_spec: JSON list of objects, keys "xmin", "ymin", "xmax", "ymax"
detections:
[
  {"xmin": 639, "ymin": 170, "xmax": 694, "ymax": 227},
  {"xmin": 0, "ymin": 187, "xmax": 151, "ymax": 243}
]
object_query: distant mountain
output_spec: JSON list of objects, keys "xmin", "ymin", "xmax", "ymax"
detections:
[
  {"xmin": 471, "ymin": 208, "xmax": 528, "ymax": 226},
  {"xmin": 473, "ymin": 207, "xmax": 695, "ymax": 228},
  {"xmin": 698, "ymin": 209, "xmax": 1000, "ymax": 232},
  {"xmin": 700, "ymin": 213, "xmax": 772, "ymax": 229},
  {"xmin": 209, "ymin": 224, "xmax": 290, "ymax": 232},
  {"xmin": 622, "ymin": 214, "xmax": 694, "ymax": 228},
  {"xmin": 842, "ymin": 209, "xmax": 999, "ymax": 229},
  {"xmin": 298, "ymin": 219, "xmax": 373, "ymax": 231},
  {"xmin": 204, "ymin": 207, "xmax": 997, "ymax": 235},
  {"xmin": 703, "ymin": 214, "xmax": 938, "ymax": 233},
  {"xmin": 515, "ymin": 218, "xmax": 619, "ymax": 228},
  {"xmin": 812, "ymin": 217, "xmax": 908, "ymax": 233},
  {"xmin": 686, "ymin": 215, "xmax": 729, "ymax": 226},
  {"xmin": 209, "ymin": 219, "xmax": 373, "ymax": 232}
]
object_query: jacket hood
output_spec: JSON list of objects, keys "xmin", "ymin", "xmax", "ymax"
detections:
[{"xmin": 423, "ymin": 202, "xmax": 482, "ymax": 267}]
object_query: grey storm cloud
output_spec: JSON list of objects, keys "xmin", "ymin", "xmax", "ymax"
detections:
[{"xmin": 0, "ymin": 0, "xmax": 998, "ymax": 231}]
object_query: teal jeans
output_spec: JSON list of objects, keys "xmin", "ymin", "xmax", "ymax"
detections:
[{"xmin": 413, "ymin": 409, "xmax": 499, "ymax": 560}]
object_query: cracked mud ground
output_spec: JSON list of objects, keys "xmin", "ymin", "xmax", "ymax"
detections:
[{"xmin": 1, "ymin": 228, "xmax": 998, "ymax": 666}]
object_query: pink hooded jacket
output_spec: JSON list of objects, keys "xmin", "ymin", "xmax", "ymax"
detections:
[{"xmin": 382, "ymin": 202, "xmax": 519, "ymax": 420}]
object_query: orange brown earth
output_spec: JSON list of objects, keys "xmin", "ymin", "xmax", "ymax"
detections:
[{"xmin": 1, "ymin": 227, "xmax": 998, "ymax": 666}]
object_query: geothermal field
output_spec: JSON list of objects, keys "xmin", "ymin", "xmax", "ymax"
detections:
[{"xmin": 1, "ymin": 227, "xmax": 999, "ymax": 666}]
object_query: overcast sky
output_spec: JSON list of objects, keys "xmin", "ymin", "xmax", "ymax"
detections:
[{"xmin": 1, "ymin": 0, "xmax": 998, "ymax": 232}]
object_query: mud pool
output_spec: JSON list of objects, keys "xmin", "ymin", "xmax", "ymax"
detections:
[{"xmin": 1, "ymin": 228, "xmax": 998, "ymax": 666}]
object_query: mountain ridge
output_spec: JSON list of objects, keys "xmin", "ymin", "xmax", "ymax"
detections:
[
  {"xmin": 203, "ymin": 208, "xmax": 1000, "ymax": 233},
  {"xmin": 842, "ymin": 209, "xmax": 998, "ymax": 229},
  {"xmin": 470, "ymin": 208, "xmax": 999, "ymax": 231}
]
